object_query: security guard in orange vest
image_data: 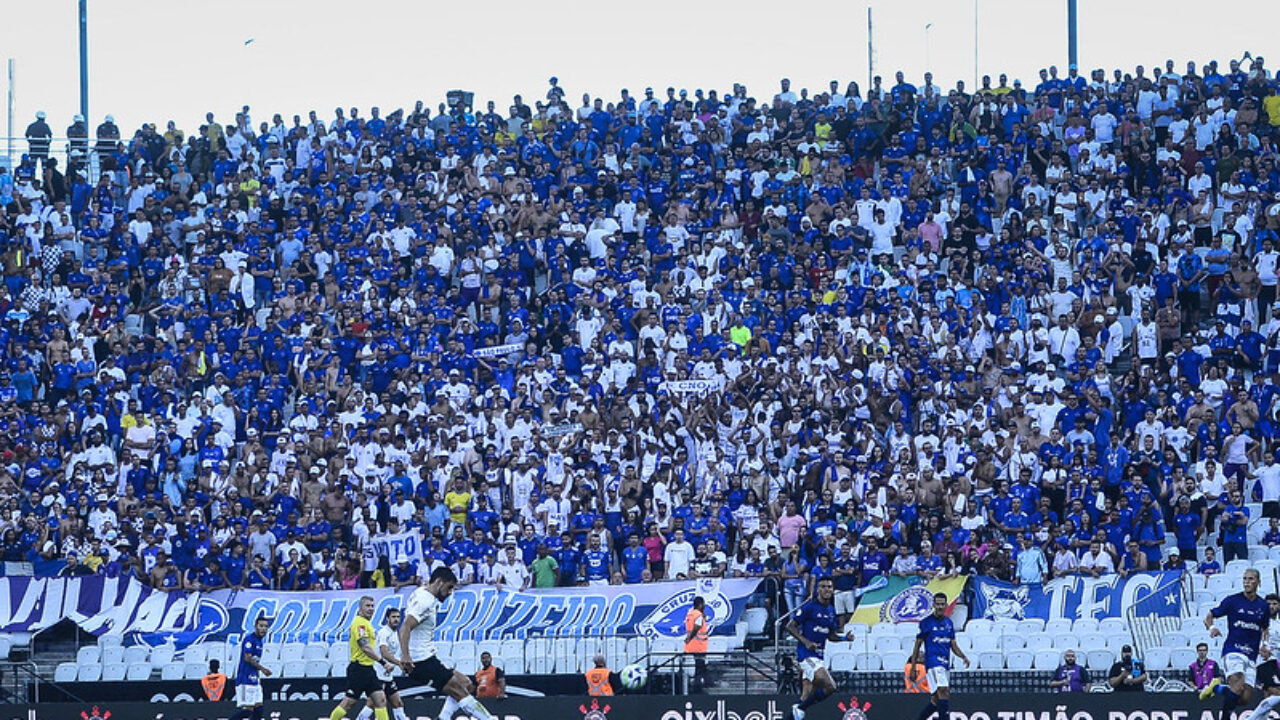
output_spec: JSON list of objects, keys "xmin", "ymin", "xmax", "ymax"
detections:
[
  {"xmin": 684, "ymin": 595, "xmax": 710, "ymax": 692},
  {"xmin": 584, "ymin": 655, "xmax": 615, "ymax": 696},
  {"xmin": 473, "ymin": 651, "xmax": 506, "ymax": 699},
  {"xmin": 904, "ymin": 659, "xmax": 931, "ymax": 694},
  {"xmin": 201, "ymin": 659, "xmax": 228, "ymax": 701}
]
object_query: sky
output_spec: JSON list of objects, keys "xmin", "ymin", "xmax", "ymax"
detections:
[{"xmin": 0, "ymin": 0, "xmax": 1276, "ymax": 141}]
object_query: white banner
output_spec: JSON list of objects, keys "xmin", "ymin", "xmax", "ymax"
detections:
[
  {"xmin": 362, "ymin": 530, "xmax": 425, "ymax": 567},
  {"xmin": 660, "ymin": 379, "xmax": 719, "ymax": 397},
  {"xmin": 473, "ymin": 343, "xmax": 523, "ymax": 358},
  {"xmin": 542, "ymin": 422, "xmax": 583, "ymax": 438}
]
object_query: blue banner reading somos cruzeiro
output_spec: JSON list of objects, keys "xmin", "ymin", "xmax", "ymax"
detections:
[{"xmin": 970, "ymin": 571, "xmax": 1185, "ymax": 622}]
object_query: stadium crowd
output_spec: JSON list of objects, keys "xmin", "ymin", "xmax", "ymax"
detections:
[{"xmin": 1, "ymin": 56, "xmax": 1280, "ymax": 612}]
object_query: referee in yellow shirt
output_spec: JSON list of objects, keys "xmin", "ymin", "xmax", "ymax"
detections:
[{"xmin": 328, "ymin": 596, "xmax": 393, "ymax": 720}]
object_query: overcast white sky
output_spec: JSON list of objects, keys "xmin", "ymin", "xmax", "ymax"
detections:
[{"xmin": 1, "ymin": 0, "xmax": 1276, "ymax": 138}]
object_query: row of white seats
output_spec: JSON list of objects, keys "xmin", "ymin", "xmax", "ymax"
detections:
[{"xmin": 825, "ymin": 646, "xmax": 1200, "ymax": 673}]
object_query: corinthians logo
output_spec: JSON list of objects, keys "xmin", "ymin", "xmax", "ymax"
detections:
[
  {"xmin": 837, "ymin": 695, "xmax": 872, "ymax": 720},
  {"xmin": 579, "ymin": 698, "xmax": 612, "ymax": 720}
]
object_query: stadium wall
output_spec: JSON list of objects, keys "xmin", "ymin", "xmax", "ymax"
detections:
[{"xmin": 4, "ymin": 693, "xmax": 1227, "ymax": 720}]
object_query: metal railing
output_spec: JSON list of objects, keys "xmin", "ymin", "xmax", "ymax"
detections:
[
  {"xmin": 0, "ymin": 662, "xmax": 43, "ymax": 704},
  {"xmin": 641, "ymin": 649, "xmax": 779, "ymax": 695},
  {"xmin": 0, "ymin": 136, "xmax": 101, "ymax": 180}
]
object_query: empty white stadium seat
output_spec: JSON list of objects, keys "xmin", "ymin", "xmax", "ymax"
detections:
[
  {"xmin": 1170, "ymin": 647, "xmax": 1197, "ymax": 669},
  {"xmin": 1051, "ymin": 633, "xmax": 1077, "ymax": 650},
  {"xmin": 102, "ymin": 645, "xmax": 125, "ymax": 666},
  {"xmin": 977, "ymin": 651, "xmax": 1004, "ymax": 670},
  {"xmin": 1208, "ymin": 575, "xmax": 1235, "ymax": 595},
  {"xmin": 970, "ymin": 634, "xmax": 1001, "ymax": 653},
  {"xmin": 526, "ymin": 653, "xmax": 553, "ymax": 674},
  {"xmin": 127, "ymin": 663, "xmax": 153, "ymax": 681},
  {"xmin": 874, "ymin": 636, "xmax": 902, "ymax": 653},
  {"xmin": 123, "ymin": 645, "xmax": 150, "ymax": 665},
  {"xmin": 150, "ymin": 644, "xmax": 175, "ymax": 669},
  {"xmin": 305, "ymin": 643, "xmax": 329, "ymax": 661},
  {"xmin": 1025, "ymin": 634, "xmax": 1053, "ymax": 651},
  {"xmin": 854, "ymin": 653, "xmax": 881, "ymax": 671},
  {"xmin": 845, "ymin": 623, "xmax": 871, "ymax": 637},
  {"xmin": 280, "ymin": 643, "xmax": 306, "ymax": 662},
  {"xmin": 1080, "ymin": 633, "xmax": 1108, "ymax": 651},
  {"xmin": 160, "ymin": 663, "xmax": 185, "ymax": 681},
  {"xmin": 883, "ymin": 651, "xmax": 910, "ymax": 670},
  {"xmin": 742, "ymin": 608, "xmax": 769, "ymax": 636},
  {"xmin": 1044, "ymin": 619, "xmax": 1072, "ymax": 635},
  {"xmin": 76, "ymin": 647, "xmax": 101, "ymax": 665},
  {"xmin": 99, "ymin": 635, "xmax": 124, "ymax": 650},
  {"xmin": 1006, "ymin": 651, "xmax": 1034, "ymax": 670},
  {"xmin": 305, "ymin": 660, "xmax": 331, "ymax": 678},
  {"xmin": 185, "ymin": 645, "xmax": 209, "ymax": 664},
  {"xmin": 1033, "ymin": 650, "xmax": 1062, "ymax": 670},
  {"xmin": 54, "ymin": 663, "xmax": 78, "ymax": 683},
  {"xmin": 1226, "ymin": 560, "xmax": 1251, "ymax": 577},
  {"xmin": 1161, "ymin": 632, "xmax": 1190, "ymax": 649},
  {"xmin": 1086, "ymin": 649, "xmax": 1115, "ymax": 670},
  {"xmin": 281, "ymin": 660, "xmax": 307, "ymax": 678},
  {"xmin": 999, "ymin": 635, "xmax": 1024, "ymax": 652},
  {"xmin": 328, "ymin": 641, "xmax": 347, "ymax": 664},
  {"xmin": 184, "ymin": 662, "xmax": 207, "ymax": 679},
  {"xmin": 77, "ymin": 664, "xmax": 102, "ymax": 682},
  {"xmin": 1016, "ymin": 619, "xmax": 1045, "ymax": 634},
  {"xmin": 829, "ymin": 652, "xmax": 856, "ymax": 672},
  {"xmin": 1072, "ymin": 619, "xmax": 1099, "ymax": 634},
  {"xmin": 102, "ymin": 664, "xmax": 127, "ymax": 682},
  {"xmin": 965, "ymin": 619, "xmax": 993, "ymax": 634},
  {"xmin": 1098, "ymin": 618, "xmax": 1127, "ymax": 635},
  {"xmin": 1143, "ymin": 648, "xmax": 1171, "ymax": 671}
]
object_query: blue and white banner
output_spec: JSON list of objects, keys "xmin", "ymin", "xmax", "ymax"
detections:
[
  {"xmin": 196, "ymin": 577, "xmax": 760, "ymax": 646},
  {"xmin": 473, "ymin": 343, "xmax": 523, "ymax": 358},
  {"xmin": 0, "ymin": 574, "xmax": 760, "ymax": 648},
  {"xmin": 0, "ymin": 576, "xmax": 196, "ymax": 637},
  {"xmin": 362, "ymin": 530, "xmax": 426, "ymax": 568},
  {"xmin": 970, "ymin": 571, "xmax": 1185, "ymax": 622}
]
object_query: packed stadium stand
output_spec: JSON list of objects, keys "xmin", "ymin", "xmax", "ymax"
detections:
[{"xmin": 2, "ymin": 53, "xmax": 1280, "ymax": 702}]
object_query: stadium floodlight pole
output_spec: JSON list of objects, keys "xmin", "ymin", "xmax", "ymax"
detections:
[
  {"xmin": 973, "ymin": 0, "xmax": 979, "ymax": 88},
  {"xmin": 79, "ymin": 0, "xmax": 89, "ymax": 123},
  {"xmin": 925, "ymin": 23, "xmax": 934, "ymax": 74},
  {"xmin": 1067, "ymin": 0, "xmax": 1078, "ymax": 71},
  {"xmin": 7, "ymin": 59, "xmax": 13, "ymax": 169},
  {"xmin": 867, "ymin": 4, "xmax": 874, "ymax": 93}
]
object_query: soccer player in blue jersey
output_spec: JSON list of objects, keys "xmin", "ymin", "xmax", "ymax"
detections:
[
  {"xmin": 785, "ymin": 576, "xmax": 850, "ymax": 720},
  {"xmin": 1201, "ymin": 568, "xmax": 1269, "ymax": 717},
  {"xmin": 909, "ymin": 593, "xmax": 970, "ymax": 720},
  {"xmin": 231, "ymin": 615, "xmax": 274, "ymax": 720}
]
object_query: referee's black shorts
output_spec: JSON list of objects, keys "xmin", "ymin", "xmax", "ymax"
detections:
[
  {"xmin": 405, "ymin": 655, "xmax": 454, "ymax": 691},
  {"xmin": 344, "ymin": 662, "xmax": 383, "ymax": 699}
]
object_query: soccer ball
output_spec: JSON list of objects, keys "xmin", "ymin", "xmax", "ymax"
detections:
[{"xmin": 620, "ymin": 663, "xmax": 648, "ymax": 689}]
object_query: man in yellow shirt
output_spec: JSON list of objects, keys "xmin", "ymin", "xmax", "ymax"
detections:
[
  {"xmin": 1263, "ymin": 85, "xmax": 1280, "ymax": 129},
  {"xmin": 328, "ymin": 596, "xmax": 393, "ymax": 720}
]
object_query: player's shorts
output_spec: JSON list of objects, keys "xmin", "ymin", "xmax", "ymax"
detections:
[
  {"xmin": 234, "ymin": 683, "xmax": 263, "ymax": 708},
  {"xmin": 1223, "ymin": 652, "xmax": 1258, "ymax": 686},
  {"xmin": 834, "ymin": 591, "xmax": 858, "ymax": 617},
  {"xmin": 799, "ymin": 657, "xmax": 825, "ymax": 682},
  {"xmin": 344, "ymin": 662, "xmax": 384, "ymax": 699},
  {"xmin": 381, "ymin": 678, "xmax": 400, "ymax": 697},
  {"xmin": 926, "ymin": 666, "xmax": 950, "ymax": 690},
  {"xmin": 406, "ymin": 655, "xmax": 455, "ymax": 691}
]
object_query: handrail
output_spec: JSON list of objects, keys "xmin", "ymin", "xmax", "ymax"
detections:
[
  {"xmin": 0, "ymin": 661, "xmax": 42, "ymax": 704},
  {"xmin": 641, "ymin": 648, "xmax": 778, "ymax": 695}
]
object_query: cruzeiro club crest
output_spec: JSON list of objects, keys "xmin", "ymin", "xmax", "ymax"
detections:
[
  {"xmin": 881, "ymin": 586, "xmax": 934, "ymax": 623},
  {"xmin": 579, "ymin": 698, "xmax": 611, "ymax": 720},
  {"xmin": 636, "ymin": 578, "xmax": 732, "ymax": 638},
  {"xmin": 837, "ymin": 695, "xmax": 872, "ymax": 720}
]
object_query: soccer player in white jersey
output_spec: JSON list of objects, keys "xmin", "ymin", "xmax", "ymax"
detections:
[{"xmin": 398, "ymin": 566, "xmax": 496, "ymax": 720}]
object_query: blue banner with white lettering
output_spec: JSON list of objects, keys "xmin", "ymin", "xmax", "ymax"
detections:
[
  {"xmin": 0, "ymin": 575, "xmax": 760, "ymax": 648},
  {"xmin": 969, "ymin": 571, "xmax": 1185, "ymax": 622}
]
